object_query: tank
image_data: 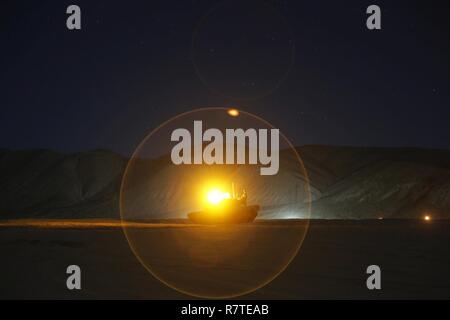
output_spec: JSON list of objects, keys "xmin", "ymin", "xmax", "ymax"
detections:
[{"xmin": 187, "ymin": 184, "xmax": 259, "ymax": 224}]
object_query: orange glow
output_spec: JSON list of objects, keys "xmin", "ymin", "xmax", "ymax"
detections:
[
  {"xmin": 227, "ymin": 109, "xmax": 240, "ymax": 117},
  {"xmin": 424, "ymin": 215, "xmax": 431, "ymax": 221},
  {"xmin": 0, "ymin": 219, "xmax": 192, "ymax": 229},
  {"xmin": 206, "ymin": 188, "xmax": 230, "ymax": 205}
]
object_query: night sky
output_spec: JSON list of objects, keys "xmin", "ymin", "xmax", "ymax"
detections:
[{"xmin": 1, "ymin": 0, "xmax": 449, "ymax": 155}]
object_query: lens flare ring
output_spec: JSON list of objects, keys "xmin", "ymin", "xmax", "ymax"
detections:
[{"xmin": 120, "ymin": 107, "xmax": 311, "ymax": 299}]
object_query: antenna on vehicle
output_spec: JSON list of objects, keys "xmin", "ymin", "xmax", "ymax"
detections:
[{"xmin": 231, "ymin": 182, "xmax": 236, "ymax": 199}]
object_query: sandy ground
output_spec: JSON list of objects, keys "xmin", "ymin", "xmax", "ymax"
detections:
[{"xmin": 0, "ymin": 219, "xmax": 449, "ymax": 299}]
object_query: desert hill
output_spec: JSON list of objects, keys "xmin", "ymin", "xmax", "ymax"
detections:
[{"xmin": 1, "ymin": 146, "xmax": 450, "ymax": 219}]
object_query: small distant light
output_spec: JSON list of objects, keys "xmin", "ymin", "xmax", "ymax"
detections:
[
  {"xmin": 378, "ymin": 217, "xmax": 383, "ymax": 220},
  {"xmin": 227, "ymin": 109, "xmax": 239, "ymax": 117},
  {"xmin": 424, "ymin": 215, "xmax": 431, "ymax": 221}
]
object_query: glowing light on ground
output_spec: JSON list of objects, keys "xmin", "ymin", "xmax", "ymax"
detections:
[
  {"xmin": 281, "ymin": 212, "xmax": 302, "ymax": 219},
  {"xmin": 424, "ymin": 215, "xmax": 431, "ymax": 221}
]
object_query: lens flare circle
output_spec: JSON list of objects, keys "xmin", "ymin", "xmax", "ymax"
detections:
[
  {"xmin": 120, "ymin": 107, "xmax": 311, "ymax": 298},
  {"xmin": 191, "ymin": 0, "xmax": 295, "ymax": 101}
]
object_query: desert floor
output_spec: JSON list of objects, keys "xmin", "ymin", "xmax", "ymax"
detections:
[{"xmin": 0, "ymin": 220, "xmax": 449, "ymax": 299}]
